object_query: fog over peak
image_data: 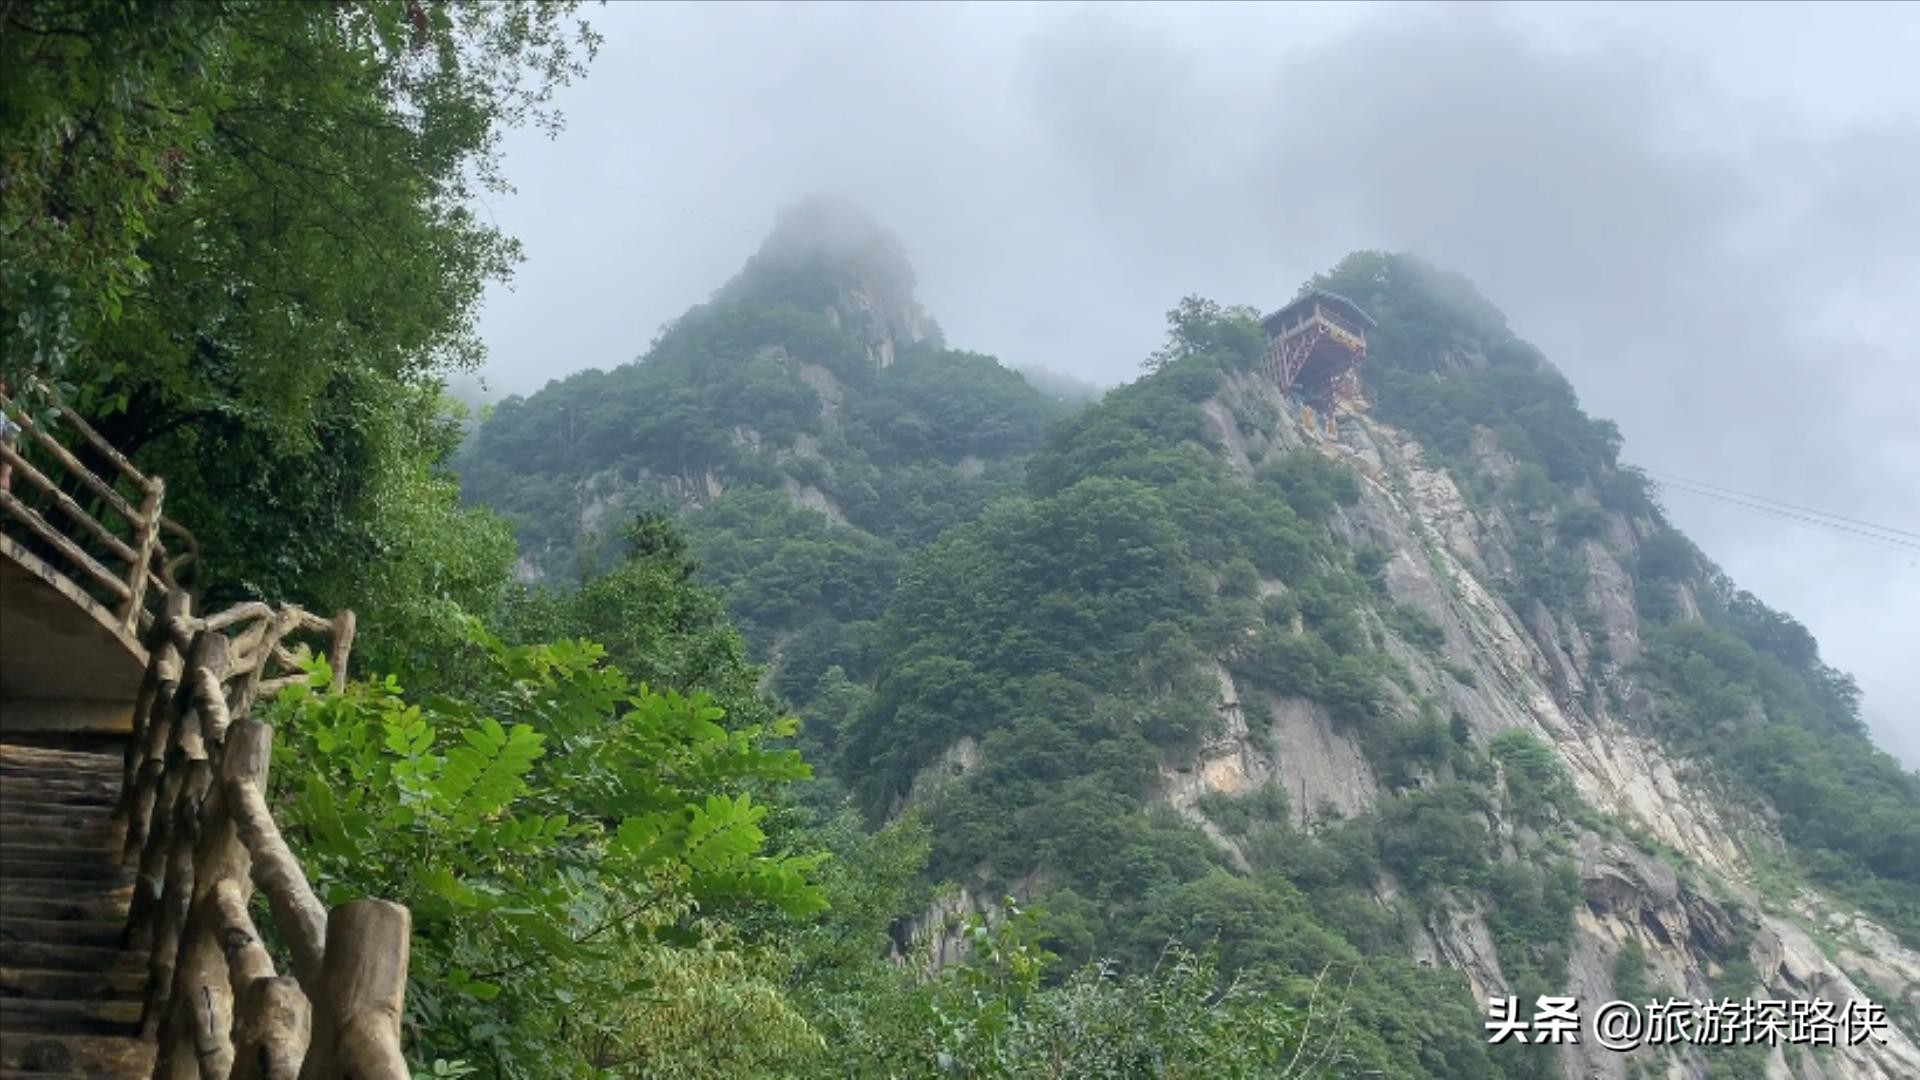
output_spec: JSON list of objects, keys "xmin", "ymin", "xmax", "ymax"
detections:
[
  {"xmin": 745, "ymin": 196, "xmax": 916, "ymax": 284},
  {"xmin": 474, "ymin": 1, "xmax": 1919, "ymax": 764}
]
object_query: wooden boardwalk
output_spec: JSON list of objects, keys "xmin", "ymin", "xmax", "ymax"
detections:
[
  {"xmin": 0, "ymin": 743, "xmax": 154, "ymax": 1078},
  {"xmin": 1, "ymin": 381, "xmax": 411, "ymax": 1078}
]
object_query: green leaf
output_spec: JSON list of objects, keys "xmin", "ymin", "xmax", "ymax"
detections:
[{"xmin": 423, "ymin": 866, "xmax": 480, "ymax": 910}]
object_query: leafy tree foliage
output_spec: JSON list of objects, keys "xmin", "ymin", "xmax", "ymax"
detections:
[
  {"xmin": 682, "ymin": 490, "xmax": 899, "ymax": 664},
  {"xmin": 34, "ymin": 34, "xmax": 1905, "ymax": 1062},
  {"xmin": 1, "ymin": 0, "xmax": 597, "ymax": 644},
  {"xmin": 1638, "ymin": 619, "xmax": 1920, "ymax": 942},
  {"xmin": 1141, "ymin": 295, "xmax": 1267, "ymax": 374},
  {"xmin": 455, "ymin": 301, "xmax": 1068, "ymax": 597},
  {"xmin": 270, "ymin": 631, "xmax": 823, "ymax": 1076},
  {"xmin": 1488, "ymin": 730, "xmax": 1580, "ymax": 828},
  {"xmin": 815, "ymin": 297, "xmax": 1581, "ymax": 1079},
  {"xmin": 816, "ymin": 908, "xmax": 1367, "ymax": 1078},
  {"xmin": 496, "ymin": 514, "xmax": 780, "ymax": 731}
]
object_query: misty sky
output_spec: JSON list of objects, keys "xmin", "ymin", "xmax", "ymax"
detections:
[{"xmin": 470, "ymin": 1, "xmax": 1920, "ymax": 765}]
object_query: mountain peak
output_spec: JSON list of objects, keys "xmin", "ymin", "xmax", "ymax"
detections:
[
  {"xmin": 717, "ymin": 195, "xmax": 940, "ymax": 368},
  {"xmin": 756, "ymin": 195, "xmax": 914, "ymax": 281}
]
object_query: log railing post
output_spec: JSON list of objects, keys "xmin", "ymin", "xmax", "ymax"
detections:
[
  {"xmin": 0, "ymin": 485, "xmax": 136, "ymax": 601},
  {"xmin": 1, "ymin": 379, "xmax": 184, "ymax": 645},
  {"xmin": 120, "ymin": 477, "xmax": 165, "ymax": 631},
  {"xmin": 231, "ymin": 977, "xmax": 312, "ymax": 1080},
  {"xmin": 228, "ymin": 772, "xmax": 329, "ymax": 992},
  {"xmin": 327, "ymin": 610, "xmax": 356, "ymax": 694},
  {"xmin": 121, "ymin": 591, "xmax": 192, "ymax": 824},
  {"xmin": 105, "ymin": 601, "xmax": 408, "ymax": 1077},
  {"xmin": 141, "ymin": 684, "xmax": 216, "ymax": 1043},
  {"xmin": 7, "ymin": 380, "xmax": 416, "ymax": 1076},
  {"xmin": 298, "ymin": 900, "xmax": 412, "ymax": 1080},
  {"xmin": 153, "ymin": 704, "xmax": 277, "ymax": 1078},
  {"xmin": 126, "ymin": 631, "xmax": 222, "ymax": 936}
]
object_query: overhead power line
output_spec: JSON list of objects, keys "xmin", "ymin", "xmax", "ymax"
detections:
[
  {"xmin": 1639, "ymin": 467, "xmax": 1920, "ymax": 542},
  {"xmin": 1646, "ymin": 475, "xmax": 1920, "ymax": 556},
  {"xmin": 1854, "ymin": 673, "xmax": 1920, "ymax": 707}
]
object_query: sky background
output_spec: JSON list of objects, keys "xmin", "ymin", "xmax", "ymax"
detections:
[{"xmin": 469, "ymin": 1, "xmax": 1920, "ymax": 765}]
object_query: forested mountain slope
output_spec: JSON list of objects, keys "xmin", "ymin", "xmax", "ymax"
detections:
[
  {"xmin": 461, "ymin": 212, "xmax": 1920, "ymax": 1079},
  {"xmin": 458, "ymin": 198, "xmax": 1069, "ymax": 705}
]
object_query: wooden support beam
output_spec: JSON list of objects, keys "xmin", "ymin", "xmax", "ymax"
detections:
[
  {"xmin": 328, "ymin": 610, "xmax": 357, "ymax": 692},
  {"xmin": 155, "ymin": 696, "xmax": 272, "ymax": 1079},
  {"xmin": 4, "ymin": 378, "xmax": 413, "ymax": 1077},
  {"xmin": 229, "ymin": 772, "xmax": 328, "ymax": 991},
  {"xmin": 120, "ymin": 591, "xmax": 191, "ymax": 823},
  {"xmin": 142, "ymin": 747, "xmax": 211, "ymax": 1043}
]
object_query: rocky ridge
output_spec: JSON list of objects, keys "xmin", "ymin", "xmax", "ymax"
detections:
[{"xmin": 902, "ymin": 365, "xmax": 1920, "ymax": 1080}]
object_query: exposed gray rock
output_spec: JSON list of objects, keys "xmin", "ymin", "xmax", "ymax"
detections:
[
  {"xmin": 1470, "ymin": 426, "xmax": 1519, "ymax": 488},
  {"xmin": 1585, "ymin": 540, "xmax": 1643, "ymax": 667},
  {"xmin": 1419, "ymin": 895, "xmax": 1509, "ymax": 1003},
  {"xmin": 906, "ymin": 736, "xmax": 980, "ymax": 807},
  {"xmin": 1267, "ymin": 696, "xmax": 1379, "ymax": 826},
  {"xmin": 896, "ymin": 872, "xmax": 1046, "ymax": 974},
  {"xmin": 1677, "ymin": 582, "xmax": 1704, "ymax": 622},
  {"xmin": 781, "ymin": 476, "xmax": 847, "ymax": 525},
  {"xmin": 1527, "ymin": 598, "xmax": 1585, "ymax": 707},
  {"xmin": 796, "ymin": 363, "xmax": 843, "ymax": 419},
  {"xmin": 1199, "ymin": 398, "xmax": 1256, "ymax": 476},
  {"xmin": 1604, "ymin": 509, "xmax": 1640, "ymax": 558},
  {"xmin": 897, "ymin": 884, "xmax": 982, "ymax": 973},
  {"xmin": 1751, "ymin": 917, "xmax": 1920, "ymax": 1078}
]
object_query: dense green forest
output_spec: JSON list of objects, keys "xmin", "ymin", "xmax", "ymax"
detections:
[{"xmin": 7, "ymin": 4, "xmax": 1917, "ymax": 1077}]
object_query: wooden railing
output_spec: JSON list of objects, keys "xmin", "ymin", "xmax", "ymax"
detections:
[
  {"xmin": 1274, "ymin": 306, "xmax": 1366, "ymax": 350},
  {"xmin": 0, "ymin": 378, "xmax": 195, "ymax": 636},
  {"xmin": 0, "ymin": 379, "xmax": 410, "ymax": 1076},
  {"xmin": 118, "ymin": 596, "xmax": 412, "ymax": 1079},
  {"xmin": 1314, "ymin": 305, "xmax": 1367, "ymax": 343}
]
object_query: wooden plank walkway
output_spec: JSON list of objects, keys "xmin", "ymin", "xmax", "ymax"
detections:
[{"xmin": 0, "ymin": 742, "xmax": 153, "ymax": 1078}]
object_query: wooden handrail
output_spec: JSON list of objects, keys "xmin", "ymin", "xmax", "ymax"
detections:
[
  {"xmin": 0, "ymin": 440, "xmax": 139, "ymax": 562},
  {"xmin": 0, "ymin": 379, "xmax": 403, "ymax": 1073},
  {"xmin": 0, "ymin": 486, "xmax": 135, "ymax": 600},
  {"xmin": 2, "ymin": 386, "xmax": 144, "ymax": 522},
  {"xmin": 1317, "ymin": 306, "xmax": 1366, "ymax": 341},
  {"xmin": 34, "ymin": 379, "xmax": 157, "ymax": 492},
  {"xmin": 120, "ymin": 478, "xmax": 165, "ymax": 627},
  {"xmin": 118, "ymin": 599, "xmax": 407, "ymax": 1079},
  {"xmin": 0, "ymin": 381, "xmax": 190, "ymax": 634}
]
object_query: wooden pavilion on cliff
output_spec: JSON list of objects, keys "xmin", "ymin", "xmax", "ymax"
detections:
[{"xmin": 1260, "ymin": 288, "xmax": 1375, "ymax": 413}]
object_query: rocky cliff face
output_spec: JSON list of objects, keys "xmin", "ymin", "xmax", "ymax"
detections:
[
  {"xmin": 903, "ymin": 366, "xmax": 1920, "ymax": 1079},
  {"xmin": 1205, "ymin": 375, "xmax": 1918, "ymax": 1077}
]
